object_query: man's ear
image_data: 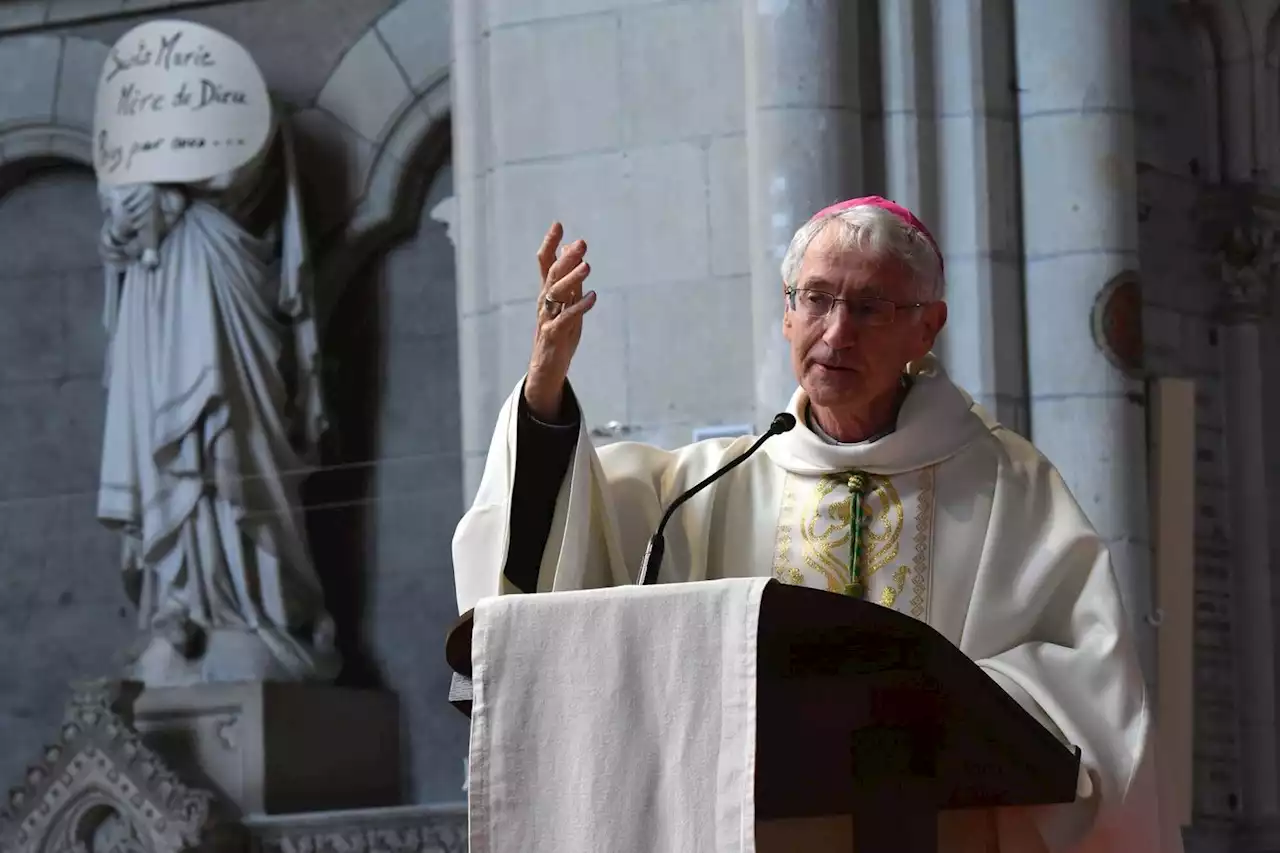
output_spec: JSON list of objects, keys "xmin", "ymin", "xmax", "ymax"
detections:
[
  {"xmin": 920, "ymin": 301, "xmax": 947, "ymax": 349},
  {"xmin": 782, "ymin": 284, "xmax": 794, "ymax": 340}
]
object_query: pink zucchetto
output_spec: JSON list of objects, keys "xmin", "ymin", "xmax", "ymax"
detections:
[{"xmin": 809, "ymin": 195, "xmax": 944, "ymax": 272}]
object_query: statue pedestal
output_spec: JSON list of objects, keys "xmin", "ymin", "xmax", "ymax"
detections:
[{"xmin": 131, "ymin": 682, "xmax": 401, "ymax": 816}]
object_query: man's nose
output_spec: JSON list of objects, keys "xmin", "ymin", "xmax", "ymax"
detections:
[{"xmin": 821, "ymin": 304, "xmax": 859, "ymax": 347}]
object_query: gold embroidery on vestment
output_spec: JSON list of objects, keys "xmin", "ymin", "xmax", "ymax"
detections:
[
  {"xmin": 772, "ymin": 468, "xmax": 935, "ymax": 618},
  {"xmin": 773, "ymin": 482, "xmax": 802, "ymax": 585},
  {"xmin": 799, "ymin": 473, "xmax": 903, "ymax": 593},
  {"xmin": 880, "ymin": 565, "xmax": 910, "ymax": 606},
  {"xmin": 910, "ymin": 467, "xmax": 936, "ymax": 620}
]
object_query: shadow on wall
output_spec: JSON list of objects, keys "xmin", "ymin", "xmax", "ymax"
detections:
[
  {"xmin": 298, "ymin": 115, "xmax": 459, "ymax": 682},
  {"xmin": 299, "ymin": 114, "xmax": 467, "ymax": 801}
]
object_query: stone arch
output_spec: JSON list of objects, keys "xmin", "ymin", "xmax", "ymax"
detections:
[
  {"xmin": 0, "ymin": 34, "xmax": 107, "ymax": 172},
  {"xmin": 299, "ymin": 0, "xmax": 452, "ymax": 257},
  {"xmin": 312, "ymin": 97, "xmax": 453, "ymax": 329},
  {"xmin": 1179, "ymin": 2, "xmax": 1225, "ymax": 180}
]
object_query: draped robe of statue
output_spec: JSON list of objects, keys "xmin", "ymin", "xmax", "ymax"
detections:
[
  {"xmin": 96, "ymin": 112, "xmax": 339, "ymax": 686},
  {"xmin": 453, "ymin": 354, "xmax": 1178, "ymax": 853}
]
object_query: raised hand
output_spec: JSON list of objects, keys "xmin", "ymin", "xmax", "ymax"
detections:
[{"xmin": 524, "ymin": 221, "xmax": 597, "ymax": 421}]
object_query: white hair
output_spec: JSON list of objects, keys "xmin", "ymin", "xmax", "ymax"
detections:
[{"xmin": 779, "ymin": 204, "xmax": 944, "ymax": 300}]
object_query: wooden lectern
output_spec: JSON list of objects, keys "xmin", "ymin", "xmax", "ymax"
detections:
[{"xmin": 445, "ymin": 581, "xmax": 1081, "ymax": 853}]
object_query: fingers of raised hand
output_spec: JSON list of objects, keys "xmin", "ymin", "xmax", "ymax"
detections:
[
  {"xmin": 547, "ymin": 290, "xmax": 597, "ymax": 327},
  {"xmin": 546, "ymin": 259, "xmax": 590, "ymax": 304},
  {"xmin": 536, "ymin": 222, "xmax": 564, "ymax": 282},
  {"xmin": 545, "ymin": 238, "xmax": 587, "ymax": 290},
  {"xmin": 539, "ymin": 285, "xmax": 597, "ymax": 326},
  {"xmin": 534, "ymin": 224, "xmax": 593, "ymax": 328}
]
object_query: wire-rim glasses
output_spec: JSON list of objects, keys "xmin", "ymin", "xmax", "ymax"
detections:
[{"xmin": 786, "ymin": 287, "xmax": 927, "ymax": 326}]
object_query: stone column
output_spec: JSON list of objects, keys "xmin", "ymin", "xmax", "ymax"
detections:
[
  {"xmin": 450, "ymin": 0, "xmax": 485, "ymax": 315},
  {"xmin": 890, "ymin": 0, "xmax": 1028, "ymax": 436},
  {"xmin": 878, "ymin": 0, "xmax": 937, "ymax": 225},
  {"xmin": 1195, "ymin": 0, "xmax": 1280, "ymax": 824},
  {"xmin": 743, "ymin": 1, "xmax": 864, "ymax": 426},
  {"xmin": 450, "ymin": 0, "xmax": 500, "ymax": 501},
  {"xmin": 1014, "ymin": 0, "xmax": 1154, "ymax": 676},
  {"xmin": 1205, "ymin": 197, "xmax": 1280, "ymax": 829},
  {"xmin": 1219, "ymin": 245, "xmax": 1279, "ymax": 823}
]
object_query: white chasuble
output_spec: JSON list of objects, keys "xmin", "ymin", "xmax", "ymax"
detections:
[{"xmin": 454, "ymin": 354, "xmax": 1175, "ymax": 853}]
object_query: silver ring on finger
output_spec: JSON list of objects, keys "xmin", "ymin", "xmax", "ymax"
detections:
[{"xmin": 542, "ymin": 294, "xmax": 566, "ymax": 318}]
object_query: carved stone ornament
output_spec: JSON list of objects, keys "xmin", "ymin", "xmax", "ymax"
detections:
[
  {"xmin": 1198, "ymin": 184, "xmax": 1280, "ymax": 321},
  {"xmin": 0, "ymin": 681, "xmax": 222, "ymax": 853},
  {"xmin": 1217, "ymin": 223, "xmax": 1279, "ymax": 321},
  {"xmin": 245, "ymin": 807, "xmax": 467, "ymax": 853}
]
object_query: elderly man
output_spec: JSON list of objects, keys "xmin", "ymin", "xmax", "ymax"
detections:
[{"xmin": 453, "ymin": 197, "xmax": 1164, "ymax": 851}]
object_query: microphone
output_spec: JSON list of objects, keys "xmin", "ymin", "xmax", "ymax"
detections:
[{"xmin": 637, "ymin": 413, "xmax": 797, "ymax": 586}]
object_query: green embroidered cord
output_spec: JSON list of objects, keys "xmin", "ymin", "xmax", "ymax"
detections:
[{"xmin": 844, "ymin": 471, "xmax": 868, "ymax": 598}]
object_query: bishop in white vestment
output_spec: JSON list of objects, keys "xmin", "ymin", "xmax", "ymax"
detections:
[{"xmin": 454, "ymin": 198, "xmax": 1175, "ymax": 852}]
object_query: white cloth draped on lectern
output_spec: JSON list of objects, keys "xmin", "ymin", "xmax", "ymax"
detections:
[{"xmin": 467, "ymin": 578, "xmax": 769, "ymax": 853}]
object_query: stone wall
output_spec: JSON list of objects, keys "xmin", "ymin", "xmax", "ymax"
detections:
[
  {"xmin": 0, "ymin": 165, "xmax": 135, "ymax": 805},
  {"xmin": 453, "ymin": 0, "xmax": 756, "ymax": 503}
]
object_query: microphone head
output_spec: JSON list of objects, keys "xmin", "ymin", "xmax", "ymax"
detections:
[{"xmin": 769, "ymin": 413, "xmax": 797, "ymax": 434}]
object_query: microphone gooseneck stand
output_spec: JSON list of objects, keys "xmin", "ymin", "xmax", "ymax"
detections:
[{"xmin": 636, "ymin": 413, "xmax": 796, "ymax": 586}]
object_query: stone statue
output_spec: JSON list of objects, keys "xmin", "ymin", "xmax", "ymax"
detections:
[{"xmin": 94, "ymin": 103, "xmax": 339, "ymax": 686}]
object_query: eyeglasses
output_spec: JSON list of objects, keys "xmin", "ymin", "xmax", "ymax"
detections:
[{"xmin": 786, "ymin": 287, "xmax": 926, "ymax": 326}]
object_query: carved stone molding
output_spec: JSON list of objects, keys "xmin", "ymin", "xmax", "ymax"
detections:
[
  {"xmin": 0, "ymin": 681, "xmax": 227, "ymax": 853},
  {"xmin": 244, "ymin": 805, "xmax": 467, "ymax": 853},
  {"xmin": 0, "ymin": 0, "xmax": 232, "ymax": 35},
  {"xmin": 1197, "ymin": 183, "xmax": 1280, "ymax": 321},
  {"xmin": 1218, "ymin": 224, "xmax": 1279, "ymax": 320}
]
